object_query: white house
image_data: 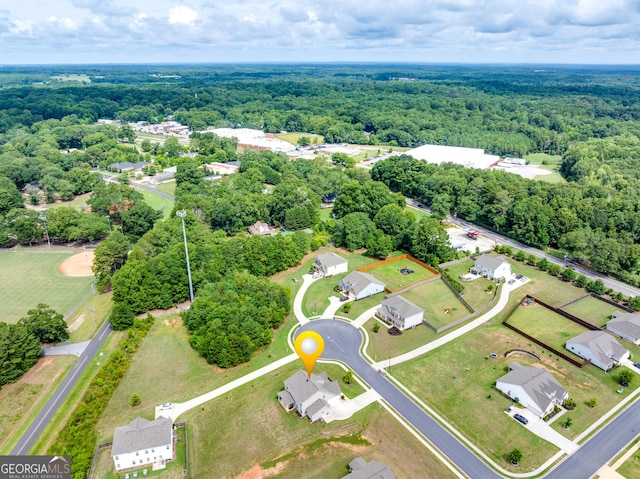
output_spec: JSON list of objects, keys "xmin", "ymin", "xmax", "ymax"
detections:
[
  {"xmin": 341, "ymin": 457, "xmax": 395, "ymax": 479},
  {"xmin": 566, "ymin": 330, "xmax": 630, "ymax": 371},
  {"xmin": 376, "ymin": 296, "xmax": 424, "ymax": 330},
  {"xmin": 111, "ymin": 416, "xmax": 173, "ymax": 471},
  {"xmin": 314, "ymin": 253, "xmax": 348, "ymax": 277},
  {"xmin": 495, "ymin": 363, "xmax": 569, "ymax": 418},
  {"xmin": 606, "ymin": 311, "xmax": 640, "ymax": 344},
  {"xmin": 278, "ymin": 370, "xmax": 341, "ymax": 422},
  {"xmin": 339, "ymin": 271, "xmax": 386, "ymax": 300},
  {"xmin": 472, "ymin": 254, "xmax": 512, "ymax": 280},
  {"xmin": 248, "ymin": 221, "xmax": 277, "ymax": 236}
]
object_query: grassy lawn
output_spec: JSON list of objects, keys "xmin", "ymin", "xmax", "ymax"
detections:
[
  {"xmin": 68, "ymin": 292, "xmax": 113, "ymax": 343},
  {"xmin": 184, "ymin": 360, "xmax": 457, "ymax": 479},
  {"xmin": 443, "ymin": 259, "xmax": 496, "ymax": 310},
  {"xmin": 92, "ymin": 425, "xmax": 187, "ymax": 479},
  {"xmin": 37, "ymin": 192, "xmax": 92, "ymax": 211},
  {"xmin": 275, "ymin": 132, "xmax": 324, "ymax": 145},
  {"xmin": 362, "ymin": 258, "xmax": 436, "ymax": 292},
  {"xmin": 0, "ymin": 250, "xmax": 92, "ymax": 323},
  {"xmin": 525, "ymin": 153, "xmax": 566, "ymax": 184},
  {"xmin": 616, "ymin": 449, "xmax": 640, "ymax": 479},
  {"xmin": 401, "ymin": 280, "xmax": 469, "ymax": 329},
  {"xmin": 392, "ymin": 325, "xmax": 562, "ymax": 472},
  {"xmin": 319, "ymin": 207, "xmax": 334, "ymax": 223},
  {"xmin": 155, "ymin": 180, "xmax": 176, "ymax": 197},
  {"xmin": 133, "ymin": 187, "xmax": 174, "ymax": 220},
  {"xmin": 0, "ymin": 355, "xmax": 75, "ymax": 454},
  {"xmin": 562, "ymin": 296, "xmax": 621, "ymax": 328},
  {"xmin": 364, "ymin": 318, "xmax": 439, "ymax": 360},
  {"xmin": 507, "ymin": 303, "xmax": 590, "ymax": 351},
  {"xmin": 29, "ymin": 330, "xmax": 126, "ymax": 454},
  {"xmin": 404, "ymin": 204, "xmax": 431, "ymax": 223}
]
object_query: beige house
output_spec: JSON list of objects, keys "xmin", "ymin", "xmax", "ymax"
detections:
[
  {"xmin": 248, "ymin": 221, "xmax": 277, "ymax": 236},
  {"xmin": 376, "ymin": 296, "xmax": 424, "ymax": 330},
  {"xmin": 278, "ymin": 370, "xmax": 341, "ymax": 422}
]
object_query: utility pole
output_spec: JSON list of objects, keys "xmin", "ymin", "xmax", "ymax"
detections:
[
  {"xmin": 105, "ymin": 215, "xmax": 112, "ymax": 233},
  {"xmin": 176, "ymin": 210, "xmax": 194, "ymax": 303},
  {"xmin": 40, "ymin": 213, "xmax": 51, "ymax": 249}
]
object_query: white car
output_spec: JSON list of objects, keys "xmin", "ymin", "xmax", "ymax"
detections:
[{"xmin": 159, "ymin": 402, "xmax": 173, "ymax": 410}]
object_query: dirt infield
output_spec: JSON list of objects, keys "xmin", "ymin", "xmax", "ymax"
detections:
[{"xmin": 58, "ymin": 251, "xmax": 94, "ymax": 277}]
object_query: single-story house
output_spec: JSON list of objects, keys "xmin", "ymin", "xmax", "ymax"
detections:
[
  {"xmin": 248, "ymin": 221, "xmax": 277, "ymax": 236},
  {"xmin": 472, "ymin": 254, "xmax": 512, "ymax": 280},
  {"xmin": 341, "ymin": 457, "xmax": 395, "ymax": 479},
  {"xmin": 495, "ymin": 362, "xmax": 569, "ymax": 418},
  {"xmin": 376, "ymin": 296, "xmax": 424, "ymax": 330},
  {"xmin": 109, "ymin": 161, "xmax": 150, "ymax": 173},
  {"xmin": 278, "ymin": 370, "xmax": 341, "ymax": 422},
  {"xmin": 111, "ymin": 416, "xmax": 173, "ymax": 471},
  {"xmin": 566, "ymin": 330, "xmax": 630, "ymax": 371},
  {"xmin": 314, "ymin": 252, "xmax": 348, "ymax": 277},
  {"xmin": 339, "ymin": 271, "xmax": 386, "ymax": 300},
  {"xmin": 204, "ymin": 161, "xmax": 241, "ymax": 175},
  {"xmin": 606, "ymin": 311, "xmax": 640, "ymax": 344}
]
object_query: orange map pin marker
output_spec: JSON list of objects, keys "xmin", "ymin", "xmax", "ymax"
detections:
[{"xmin": 294, "ymin": 331, "xmax": 324, "ymax": 378}]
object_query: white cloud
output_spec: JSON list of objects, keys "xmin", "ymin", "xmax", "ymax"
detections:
[{"xmin": 168, "ymin": 6, "xmax": 198, "ymax": 25}]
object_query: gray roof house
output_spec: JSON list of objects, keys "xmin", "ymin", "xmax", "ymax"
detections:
[
  {"xmin": 314, "ymin": 252, "xmax": 348, "ymax": 277},
  {"xmin": 606, "ymin": 312, "xmax": 640, "ymax": 344},
  {"xmin": 341, "ymin": 457, "xmax": 395, "ymax": 479},
  {"xmin": 376, "ymin": 296, "xmax": 424, "ymax": 330},
  {"xmin": 278, "ymin": 370, "xmax": 342, "ymax": 422},
  {"xmin": 472, "ymin": 254, "xmax": 512, "ymax": 280},
  {"xmin": 495, "ymin": 363, "xmax": 569, "ymax": 418},
  {"xmin": 111, "ymin": 416, "xmax": 173, "ymax": 471},
  {"xmin": 109, "ymin": 161, "xmax": 150, "ymax": 173},
  {"xmin": 566, "ymin": 330, "xmax": 630, "ymax": 371},
  {"xmin": 339, "ymin": 271, "xmax": 386, "ymax": 300}
]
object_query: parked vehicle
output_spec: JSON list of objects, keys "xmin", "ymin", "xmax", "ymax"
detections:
[
  {"xmin": 159, "ymin": 403, "xmax": 174, "ymax": 410},
  {"xmin": 513, "ymin": 413, "xmax": 528, "ymax": 425}
]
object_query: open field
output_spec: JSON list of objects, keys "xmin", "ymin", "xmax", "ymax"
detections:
[
  {"xmin": 28, "ymin": 192, "xmax": 92, "ymax": 211},
  {"xmin": 360, "ymin": 258, "xmax": 436, "ymax": 292},
  {"xmin": 50, "ymin": 74, "xmax": 91, "ymax": 83},
  {"xmin": 275, "ymin": 132, "xmax": 324, "ymax": 145},
  {"xmin": 0, "ymin": 250, "xmax": 93, "ymax": 323},
  {"xmin": 562, "ymin": 296, "xmax": 622, "ymax": 328},
  {"xmin": 68, "ymin": 292, "xmax": 113, "ymax": 342},
  {"xmin": 156, "ymin": 180, "xmax": 176, "ymax": 196},
  {"xmin": 507, "ymin": 303, "xmax": 591, "ymax": 351},
  {"xmin": 401, "ymin": 279, "xmax": 469, "ymax": 329},
  {"xmin": 133, "ymin": 186, "xmax": 174, "ymax": 220},
  {"xmin": 364, "ymin": 318, "xmax": 438, "ymax": 360},
  {"xmin": 443, "ymin": 259, "xmax": 496, "ymax": 310},
  {"xmin": 318, "ymin": 207, "xmax": 334, "ymax": 223},
  {"xmin": 0, "ymin": 356, "xmax": 75, "ymax": 454},
  {"xmin": 92, "ymin": 427, "xmax": 187, "ymax": 479},
  {"xmin": 524, "ymin": 153, "xmax": 566, "ymax": 184},
  {"xmin": 184, "ymin": 361, "xmax": 457, "ymax": 479}
]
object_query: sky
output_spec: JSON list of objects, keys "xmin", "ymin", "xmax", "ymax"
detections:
[{"xmin": 1, "ymin": 0, "xmax": 639, "ymax": 64}]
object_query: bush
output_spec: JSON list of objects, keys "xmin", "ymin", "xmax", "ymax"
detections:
[
  {"xmin": 372, "ymin": 323, "xmax": 380, "ymax": 333},
  {"xmin": 110, "ymin": 302, "xmax": 135, "ymax": 330},
  {"xmin": 575, "ymin": 274, "xmax": 588, "ymax": 288},
  {"xmin": 563, "ymin": 398, "xmax": 577, "ymax": 410},
  {"xmin": 131, "ymin": 393, "xmax": 141, "ymax": 406},
  {"xmin": 587, "ymin": 279, "xmax": 606, "ymax": 295},
  {"xmin": 617, "ymin": 370, "xmax": 633, "ymax": 387},
  {"xmin": 508, "ymin": 448, "xmax": 523, "ymax": 465}
]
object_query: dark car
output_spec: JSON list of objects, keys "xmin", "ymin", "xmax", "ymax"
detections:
[
  {"xmin": 515, "ymin": 275, "xmax": 523, "ymax": 280},
  {"xmin": 513, "ymin": 413, "xmax": 528, "ymax": 425},
  {"xmin": 340, "ymin": 295, "xmax": 350, "ymax": 302},
  {"xmin": 634, "ymin": 362, "xmax": 640, "ymax": 368}
]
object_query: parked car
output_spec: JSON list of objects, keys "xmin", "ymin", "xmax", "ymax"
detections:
[
  {"xmin": 340, "ymin": 295, "xmax": 350, "ymax": 302},
  {"xmin": 634, "ymin": 362, "xmax": 640, "ymax": 368},
  {"xmin": 159, "ymin": 403, "xmax": 174, "ymax": 410},
  {"xmin": 508, "ymin": 279, "xmax": 516, "ymax": 285},
  {"xmin": 515, "ymin": 275, "xmax": 523, "ymax": 280},
  {"xmin": 513, "ymin": 413, "xmax": 528, "ymax": 425}
]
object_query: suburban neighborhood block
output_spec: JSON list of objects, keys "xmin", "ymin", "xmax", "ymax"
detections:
[
  {"xmin": 606, "ymin": 311, "xmax": 640, "ymax": 344},
  {"xmin": 495, "ymin": 362, "xmax": 569, "ymax": 418},
  {"xmin": 111, "ymin": 416, "xmax": 173, "ymax": 471},
  {"xmin": 278, "ymin": 370, "xmax": 342, "ymax": 422},
  {"xmin": 314, "ymin": 252, "xmax": 349, "ymax": 277},
  {"xmin": 341, "ymin": 457, "xmax": 396, "ymax": 478},
  {"xmin": 339, "ymin": 271, "xmax": 386, "ymax": 300},
  {"xmin": 472, "ymin": 254, "xmax": 512, "ymax": 280},
  {"xmin": 376, "ymin": 295, "xmax": 424, "ymax": 330},
  {"xmin": 565, "ymin": 331, "xmax": 630, "ymax": 371}
]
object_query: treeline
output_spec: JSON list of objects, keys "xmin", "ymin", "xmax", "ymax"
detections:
[
  {"xmin": 49, "ymin": 314, "xmax": 154, "ymax": 479},
  {"xmin": 0, "ymin": 304, "xmax": 68, "ymax": 388},
  {"xmin": 371, "ymin": 135, "xmax": 640, "ymax": 282},
  {"xmin": 1, "ymin": 65, "xmax": 640, "ymax": 157}
]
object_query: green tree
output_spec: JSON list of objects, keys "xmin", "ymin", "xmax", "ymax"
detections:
[
  {"xmin": 629, "ymin": 296, "xmax": 640, "ymax": 311},
  {"xmin": 561, "ymin": 267, "xmax": 577, "ymax": 282},
  {"xmin": 93, "ymin": 230, "xmax": 130, "ymax": 291},
  {"xmin": 587, "ymin": 397, "xmax": 598, "ymax": 408},
  {"xmin": 410, "ymin": 218, "xmax": 455, "ymax": 266},
  {"xmin": 587, "ymin": 279, "xmax": 606, "ymax": 295},
  {"xmin": 342, "ymin": 370, "xmax": 354, "ymax": 384},
  {"xmin": 110, "ymin": 302, "xmax": 135, "ymax": 330},
  {"xmin": 19, "ymin": 304, "xmax": 68, "ymax": 343},
  {"xmin": 0, "ymin": 322, "xmax": 42, "ymax": 387},
  {"xmin": 508, "ymin": 448, "xmax": 523, "ymax": 465},
  {"xmin": 372, "ymin": 323, "xmax": 380, "ymax": 333},
  {"xmin": 563, "ymin": 417, "xmax": 573, "ymax": 428},
  {"xmin": 514, "ymin": 250, "xmax": 526, "ymax": 262},
  {"xmin": 120, "ymin": 202, "xmax": 162, "ymax": 242},
  {"xmin": 0, "ymin": 176, "xmax": 25, "ymax": 214},
  {"xmin": 575, "ymin": 274, "xmax": 588, "ymax": 288},
  {"xmin": 130, "ymin": 393, "xmax": 141, "ymax": 406},
  {"xmin": 366, "ymin": 229, "xmax": 394, "ymax": 259},
  {"xmin": 617, "ymin": 370, "xmax": 633, "ymax": 387}
]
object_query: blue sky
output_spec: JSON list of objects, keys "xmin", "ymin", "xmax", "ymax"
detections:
[{"xmin": 1, "ymin": 0, "xmax": 639, "ymax": 64}]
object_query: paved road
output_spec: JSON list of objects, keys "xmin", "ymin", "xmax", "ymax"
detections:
[
  {"xmin": 300, "ymin": 319, "xmax": 640, "ymax": 479},
  {"xmin": 298, "ymin": 320, "xmax": 501, "ymax": 479},
  {"xmin": 10, "ymin": 320, "xmax": 112, "ymax": 455},
  {"xmin": 406, "ymin": 200, "xmax": 640, "ymax": 298}
]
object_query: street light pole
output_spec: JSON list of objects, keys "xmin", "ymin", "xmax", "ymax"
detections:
[
  {"xmin": 106, "ymin": 215, "xmax": 112, "ymax": 233},
  {"xmin": 40, "ymin": 214, "xmax": 51, "ymax": 249},
  {"xmin": 176, "ymin": 210, "xmax": 194, "ymax": 303}
]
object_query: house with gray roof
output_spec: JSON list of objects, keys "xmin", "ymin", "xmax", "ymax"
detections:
[
  {"xmin": 376, "ymin": 296, "xmax": 424, "ymax": 330},
  {"xmin": 341, "ymin": 457, "xmax": 395, "ymax": 479},
  {"xmin": 339, "ymin": 271, "xmax": 386, "ymax": 300},
  {"xmin": 566, "ymin": 330, "xmax": 630, "ymax": 371},
  {"xmin": 495, "ymin": 363, "xmax": 569, "ymax": 418},
  {"xmin": 606, "ymin": 312, "xmax": 640, "ymax": 344},
  {"xmin": 111, "ymin": 416, "xmax": 173, "ymax": 471},
  {"xmin": 472, "ymin": 254, "xmax": 511, "ymax": 280},
  {"xmin": 278, "ymin": 370, "xmax": 341, "ymax": 422},
  {"xmin": 314, "ymin": 252, "xmax": 348, "ymax": 277}
]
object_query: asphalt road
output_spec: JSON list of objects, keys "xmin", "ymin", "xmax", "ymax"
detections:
[
  {"xmin": 299, "ymin": 319, "xmax": 640, "ymax": 479},
  {"xmin": 10, "ymin": 320, "xmax": 112, "ymax": 455}
]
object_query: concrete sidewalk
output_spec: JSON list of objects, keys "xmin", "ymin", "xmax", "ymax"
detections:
[
  {"xmin": 351, "ymin": 304, "xmax": 381, "ymax": 328},
  {"xmin": 43, "ymin": 340, "xmax": 91, "ymax": 357}
]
